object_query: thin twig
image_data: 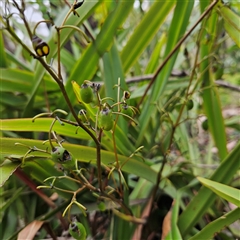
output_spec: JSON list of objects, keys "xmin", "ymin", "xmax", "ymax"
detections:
[
  {"xmin": 137, "ymin": 0, "xmax": 219, "ymax": 108},
  {"xmin": 4, "ymin": 8, "xmax": 103, "ymax": 191},
  {"xmin": 125, "ymin": 75, "xmax": 240, "ymax": 92},
  {"xmin": 215, "ymin": 80, "xmax": 240, "ymax": 92},
  {"xmin": 150, "ymin": 1, "xmax": 218, "ymax": 210}
]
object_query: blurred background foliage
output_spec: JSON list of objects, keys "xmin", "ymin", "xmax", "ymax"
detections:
[{"xmin": 0, "ymin": 0, "xmax": 240, "ymax": 239}]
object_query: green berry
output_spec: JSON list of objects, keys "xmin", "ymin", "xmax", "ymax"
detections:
[
  {"xmin": 186, "ymin": 99, "xmax": 194, "ymax": 110},
  {"xmin": 121, "ymin": 104, "xmax": 133, "ymax": 120},
  {"xmin": 51, "ymin": 147, "xmax": 72, "ymax": 163},
  {"xmin": 78, "ymin": 109, "xmax": 89, "ymax": 123},
  {"xmin": 80, "ymin": 83, "xmax": 93, "ymax": 104},
  {"xmin": 99, "ymin": 107, "xmax": 114, "ymax": 131},
  {"xmin": 69, "ymin": 221, "xmax": 87, "ymax": 240},
  {"xmin": 202, "ymin": 119, "xmax": 208, "ymax": 131}
]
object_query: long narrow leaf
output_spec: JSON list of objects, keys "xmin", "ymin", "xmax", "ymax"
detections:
[
  {"xmin": 218, "ymin": 3, "xmax": 240, "ymax": 47},
  {"xmin": 0, "ymin": 68, "xmax": 57, "ymax": 93},
  {"xmin": 178, "ymin": 141, "xmax": 240, "ymax": 236},
  {"xmin": 0, "ymin": 137, "xmax": 158, "ymax": 185},
  {"xmin": 199, "ymin": 3, "xmax": 228, "ymax": 160},
  {"xmin": 0, "ymin": 31, "xmax": 8, "ymax": 68},
  {"xmin": 189, "ymin": 208, "xmax": 240, "ymax": 240},
  {"xmin": 121, "ymin": 1, "xmax": 175, "ymax": 73},
  {"xmin": 137, "ymin": 1, "xmax": 194, "ymax": 146},
  {"xmin": 57, "ymin": 0, "xmax": 134, "ymax": 110},
  {"xmin": 0, "ymin": 118, "xmax": 90, "ymax": 140},
  {"xmin": 197, "ymin": 177, "xmax": 240, "ymax": 207}
]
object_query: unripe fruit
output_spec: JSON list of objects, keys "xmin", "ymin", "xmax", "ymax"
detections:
[
  {"xmin": 69, "ymin": 221, "xmax": 87, "ymax": 240},
  {"xmin": 186, "ymin": 99, "xmax": 194, "ymax": 110},
  {"xmin": 202, "ymin": 119, "xmax": 208, "ymax": 131},
  {"xmin": 121, "ymin": 104, "xmax": 133, "ymax": 120},
  {"xmin": 51, "ymin": 147, "xmax": 72, "ymax": 163},
  {"xmin": 32, "ymin": 35, "xmax": 50, "ymax": 57},
  {"xmin": 78, "ymin": 109, "xmax": 89, "ymax": 123},
  {"xmin": 98, "ymin": 107, "xmax": 114, "ymax": 131},
  {"xmin": 80, "ymin": 83, "xmax": 93, "ymax": 103},
  {"xmin": 123, "ymin": 91, "xmax": 131, "ymax": 100}
]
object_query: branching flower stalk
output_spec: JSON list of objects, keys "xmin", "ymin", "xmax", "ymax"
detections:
[
  {"xmin": 3, "ymin": 2, "xmax": 103, "ymax": 191},
  {"xmin": 58, "ymin": 25, "xmax": 90, "ymax": 43},
  {"xmin": 138, "ymin": 0, "xmax": 219, "ymax": 108},
  {"xmin": 12, "ymin": 0, "xmax": 32, "ymax": 39},
  {"xmin": 3, "ymin": 0, "xmax": 135, "ymax": 217},
  {"xmin": 33, "ymin": 20, "xmax": 54, "ymax": 35},
  {"xmin": 111, "ymin": 78, "xmax": 124, "ymax": 196},
  {"xmin": 150, "ymin": 4, "xmax": 216, "ymax": 206}
]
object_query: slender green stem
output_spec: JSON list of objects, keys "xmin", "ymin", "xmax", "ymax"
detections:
[
  {"xmin": 97, "ymin": 128, "xmax": 103, "ymax": 191},
  {"xmin": 48, "ymin": 119, "xmax": 57, "ymax": 149},
  {"xmin": 58, "ymin": 25, "xmax": 90, "ymax": 43},
  {"xmin": 60, "ymin": 0, "xmax": 78, "ymax": 27},
  {"xmin": 55, "ymin": 27, "xmax": 63, "ymax": 80},
  {"xmin": 33, "ymin": 20, "xmax": 53, "ymax": 35},
  {"xmin": 175, "ymin": 23, "xmax": 205, "ymax": 127}
]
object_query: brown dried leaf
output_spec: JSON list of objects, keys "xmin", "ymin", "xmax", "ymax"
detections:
[
  {"xmin": 132, "ymin": 195, "xmax": 154, "ymax": 240},
  {"xmin": 18, "ymin": 220, "xmax": 45, "ymax": 240},
  {"xmin": 161, "ymin": 208, "xmax": 172, "ymax": 240}
]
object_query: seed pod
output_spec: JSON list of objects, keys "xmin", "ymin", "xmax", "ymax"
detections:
[
  {"xmin": 51, "ymin": 146, "xmax": 72, "ymax": 163},
  {"xmin": 80, "ymin": 83, "xmax": 94, "ymax": 104},
  {"xmin": 91, "ymin": 83, "xmax": 101, "ymax": 93},
  {"xmin": 73, "ymin": 1, "xmax": 84, "ymax": 9},
  {"xmin": 99, "ymin": 107, "xmax": 114, "ymax": 131},
  {"xmin": 123, "ymin": 91, "xmax": 131, "ymax": 100},
  {"xmin": 121, "ymin": 104, "xmax": 133, "ymax": 120},
  {"xmin": 186, "ymin": 99, "xmax": 194, "ymax": 110},
  {"xmin": 78, "ymin": 109, "xmax": 89, "ymax": 123},
  {"xmin": 69, "ymin": 221, "xmax": 87, "ymax": 240},
  {"xmin": 32, "ymin": 35, "xmax": 50, "ymax": 57},
  {"xmin": 202, "ymin": 119, "xmax": 208, "ymax": 131}
]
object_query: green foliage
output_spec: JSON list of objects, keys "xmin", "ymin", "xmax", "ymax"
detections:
[
  {"xmin": 69, "ymin": 221, "xmax": 87, "ymax": 240},
  {"xmin": 0, "ymin": 0, "xmax": 239, "ymax": 239}
]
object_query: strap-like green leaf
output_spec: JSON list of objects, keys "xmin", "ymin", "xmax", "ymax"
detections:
[
  {"xmin": 218, "ymin": 3, "xmax": 240, "ymax": 47},
  {"xmin": 178, "ymin": 141, "xmax": 240, "ymax": 236},
  {"xmin": 1, "ymin": 137, "xmax": 158, "ymax": 185},
  {"xmin": 189, "ymin": 208, "xmax": 240, "ymax": 240},
  {"xmin": 0, "ymin": 31, "xmax": 8, "ymax": 68},
  {"xmin": 121, "ymin": 1, "xmax": 175, "ymax": 73},
  {"xmin": 0, "ymin": 118, "xmax": 90, "ymax": 140},
  {"xmin": 57, "ymin": 0, "xmax": 134, "ymax": 110},
  {"xmin": 197, "ymin": 177, "xmax": 240, "ymax": 207},
  {"xmin": 137, "ymin": 1, "xmax": 194, "ymax": 146},
  {"xmin": 0, "ymin": 160, "xmax": 20, "ymax": 187}
]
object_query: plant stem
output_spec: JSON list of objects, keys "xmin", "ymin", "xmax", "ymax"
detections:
[
  {"xmin": 55, "ymin": 27, "xmax": 63, "ymax": 80},
  {"xmin": 138, "ymin": 0, "xmax": 219, "ymax": 107},
  {"xmin": 150, "ymin": 0, "xmax": 219, "ymax": 210},
  {"xmin": 4, "ymin": 13, "xmax": 103, "ymax": 193},
  {"xmin": 58, "ymin": 25, "xmax": 90, "ymax": 43}
]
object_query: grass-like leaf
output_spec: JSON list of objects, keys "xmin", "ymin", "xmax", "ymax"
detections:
[
  {"xmin": 1, "ymin": 137, "xmax": 158, "ymax": 185},
  {"xmin": 121, "ymin": 1, "xmax": 175, "ymax": 73},
  {"xmin": 178, "ymin": 141, "xmax": 240, "ymax": 236},
  {"xmin": 189, "ymin": 208, "xmax": 240, "ymax": 240},
  {"xmin": 197, "ymin": 177, "xmax": 240, "ymax": 207},
  {"xmin": 1, "ymin": 118, "xmax": 90, "ymax": 140},
  {"xmin": 57, "ymin": 0, "xmax": 134, "ymax": 111},
  {"xmin": 137, "ymin": 1, "xmax": 194, "ymax": 146}
]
